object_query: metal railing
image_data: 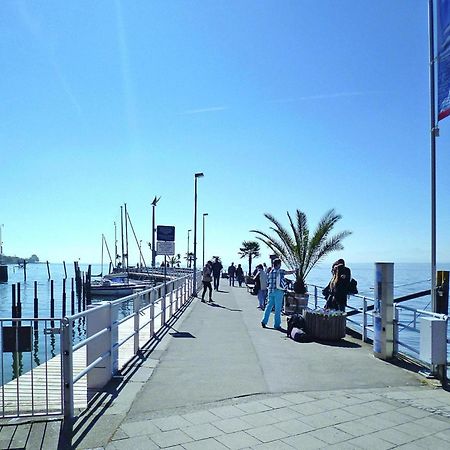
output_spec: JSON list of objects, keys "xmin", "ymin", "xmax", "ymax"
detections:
[{"xmin": 0, "ymin": 270, "xmax": 200, "ymax": 419}]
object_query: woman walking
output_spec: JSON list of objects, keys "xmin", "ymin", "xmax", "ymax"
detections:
[{"xmin": 201, "ymin": 261, "xmax": 213, "ymax": 302}]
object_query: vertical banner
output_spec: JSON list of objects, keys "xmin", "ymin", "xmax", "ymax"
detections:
[{"xmin": 438, "ymin": 0, "xmax": 450, "ymax": 120}]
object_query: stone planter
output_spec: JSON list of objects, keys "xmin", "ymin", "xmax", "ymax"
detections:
[
  {"xmin": 304, "ymin": 310, "xmax": 346, "ymax": 341},
  {"xmin": 284, "ymin": 291, "xmax": 309, "ymax": 315}
]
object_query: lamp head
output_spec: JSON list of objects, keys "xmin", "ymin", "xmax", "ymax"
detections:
[{"xmin": 194, "ymin": 172, "xmax": 204, "ymax": 178}]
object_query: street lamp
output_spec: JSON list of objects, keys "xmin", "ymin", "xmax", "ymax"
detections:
[
  {"xmin": 193, "ymin": 172, "xmax": 204, "ymax": 295},
  {"xmin": 151, "ymin": 196, "xmax": 161, "ymax": 268},
  {"xmin": 202, "ymin": 213, "xmax": 208, "ymax": 269},
  {"xmin": 187, "ymin": 229, "xmax": 192, "ymax": 268}
]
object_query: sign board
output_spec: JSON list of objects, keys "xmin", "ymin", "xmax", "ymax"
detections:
[
  {"xmin": 2, "ymin": 326, "xmax": 32, "ymax": 352},
  {"xmin": 157, "ymin": 225, "xmax": 175, "ymax": 242},
  {"xmin": 157, "ymin": 241, "xmax": 175, "ymax": 256}
]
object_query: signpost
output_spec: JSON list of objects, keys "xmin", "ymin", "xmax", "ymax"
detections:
[{"xmin": 156, "ymin": 226, "xmax": 175, "ymax": 296}]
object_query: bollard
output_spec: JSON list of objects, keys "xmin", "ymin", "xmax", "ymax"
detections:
[{"xmin": 373, "ymin": 262, "xmax": 394, "ymax": 360}]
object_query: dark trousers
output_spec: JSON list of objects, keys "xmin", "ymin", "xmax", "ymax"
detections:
[
  {"xmin": 229, "ymin": 275, "xmax": 235, "ymax": 286},
  {"xmin": 213, "ymin": 274, "xmax": 220, "ymax": 290},
  {"xmin": 202, "ymin": 281, "xmax": 212, "ymax": 301}
]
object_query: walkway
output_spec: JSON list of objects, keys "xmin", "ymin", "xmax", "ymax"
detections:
[{"xmin": 2, "ymin": 282, "xmax": 450, "ymax": 449}]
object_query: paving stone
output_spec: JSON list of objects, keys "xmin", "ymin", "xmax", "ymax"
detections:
[
  {"xmin": 213, "ymin": 417, "xmax": 252, "ymax": 433},
  {"xmin": 258, "ymin": 397, "xmax": 292, "ymax": 409},
  {"xmin": 289, "ymin": 402, "xmax": 327, "ymax": 416},
  {"xmin": 150, "ymin": 415, "xmax": 192, "ymax": 431},
  {"xmin": 309, "ymin": 426, "xmax": 354, "ymax": 444},
  {"xmin": 396, "ymin": 406, "xmax": 431, "ymax": 419},
  {"xmin": 210, "ymin": 405, "xmax": 248, "ymax": 419},
  {"xmin": 182, "ymin": 410, "xmax": 218, "ymax": 425},
  {"xmin": 119, "ymin": 419, "xmax": 160, "ymax": 437},
  {"xmin": 334, "ymin": 420, "xmax": 378, "ymax": 437},
  {"xmin": 351, "ymin": 415, "xmax": 394, "ymax": 432},
  {"xmin": 215, "ymin": 430, "xmax": 261, "ymax": 449},
  {"xmin": 253, "ymin": 441, "xmax": 296, "ymax": 450},
  {"xmin": 235, "ymin": 401, "xmax": 272, "ymax": 414},
  {"xmin": 307, "ymin": 398, "xmax": 344, "ymax": 411},
  {"xmin": 412, "ymin": 415, "xmax": 450, "ymax": 433},
  {"xmin": 105, "ymin": 435, "xmax": 158, "ymax": 450},
  {"xmin": 245, "ymin": 424, "xmax": 289, "ymax": 443},
  {"xmin": 375, "ymin": 410, "xmax": 415, "ymax": 426},
  {"xmin": 182, "ymin": 423, "xmax": 223, "ymax": 440},
  {"xmin": 346, "ymin": 435, "xmax": 395, "ymax": 450},
  {"xmin": 267, "ymin": 407, "xmax": 299, "ymax": 421},
  {"xmin": 240, "ymin": 411, "xmax": 280, "ymax": 427},
  {"xmin": 280, "ymin": 392, "xmax": 316, "ymax": 404},
  {"xmin": 369, "ymin": 428, "xmax": 416, "ymax": 446},
  {"xmin": 182, "ymin": 437, "xmax": 230, "ymax": 450},
  {"xmin": 413, "ymin": 434, "xmax": 450, "ymax": 449},
  {"xmin": 282, "ymin": 432, "xmax": 327, "ymax": 449},
  {"xmin": 272, "ymin": 418, "xmax": 314, "ymax": 436},
  {"xmin": 148, "ymin": 429, "xmax": 193, "ymax": 448}
]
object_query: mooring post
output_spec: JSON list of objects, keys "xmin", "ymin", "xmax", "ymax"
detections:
[
  {"xmin": 71, "ymin": 278, "xmax": 75, "ymax": 315},
  {"xmin": 50, "ymin": 279, "xmax": 55, "ymax": 321},
  {"xmin": 63, "ymin": 261, "xmax": 67, "ymax": 279},
  {"xmin": 86, "ymin": 265, "xmax": 92, "ymax": 305},
  {"xmin": 11, "ymin": 284, "xmax": 16, "ymax": 324},
  {"xmin": 23, "ymin": 259, "xmax": 27, "ymax": 282},
  {"xmin": 34, "ymin": 281, "xmax": 39, "ymax": 329},
  {"xmin": 62, "ymin": 278, "xmax": 67, "ymax": 317},
  {"xmin": 46, "ymin": 261, "xmax": 51, "ymax": 280},
  {"xmin": 17, "ymin": 283, "xmax": 22, "ymax": 326}
]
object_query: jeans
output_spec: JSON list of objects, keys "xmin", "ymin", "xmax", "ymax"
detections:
[
  {"xmin": 202, "ymin": 281, "xmax": 212, "ymax": 301},
  {"xmin": 257, "ymin": 289, "xmax": 267, "ymax": 308},
  {"xmin": 262, "ymin": 289, "xmax": 284, "ymax": 328},
  {"xmin": 229, "ymin": 275, "xmax": 235, "ymax": 286},
  {"xmin": 213, "ymin": 274, "xmax": 220, "ymax": 290}
]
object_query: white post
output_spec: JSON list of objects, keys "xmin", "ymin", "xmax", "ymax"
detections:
[
  {"xmin": 150, "ymin": 289, "xmax": 156, "ymax": 337},
  {"xmin": 134, "ymin": 294, "xmax": 140, "ymax": 354},
  {"xmin": 62, "ymin": 318, "xmax": 74, "ymax": 419},
  {"xmin": 363, "ymin": 297, "xmax": 368, "ymax": 343},
  {"xmin": 373, "ymin": 263, "xmax": 394, "ymax": 360}
]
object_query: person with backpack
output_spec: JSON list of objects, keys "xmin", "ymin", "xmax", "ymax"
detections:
[
  {"xmin": 323, "ymin": 259, "xmax": 352, "ymax": 311},
  {"xmin": 254, "ymin": 264, "xmax": 268, "ymax": 309},
  {"xmin": 201, "ymin": 260, "xmax": 213, "ymax": 302},
  {"xmin": 261, "ymin": 258, "xmax": 296, "ymax": 330},
  {"xmin": 211, "ymin": 257, "xmax": 223, "ymax": 291},
  {"xmin": 235, "ymin": 264, "xmax": 244, "ymax": 287}
]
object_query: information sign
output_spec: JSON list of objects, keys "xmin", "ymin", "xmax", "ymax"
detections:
[
  {"xmin": 157, "ymin": 241, "xmax": 175, "ymax": 256},
  {"xmin": 157, "ymin": 225, "xmax": 175, "ymax": 242}
]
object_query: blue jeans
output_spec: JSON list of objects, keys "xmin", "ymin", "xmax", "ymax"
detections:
[
  {"xmin": 257, "ymin": 289, "xmax": 267, "ymax": 308},
  {"xmin": 262, "ymin": 289, "xmax": 284, "ymax": 328}
]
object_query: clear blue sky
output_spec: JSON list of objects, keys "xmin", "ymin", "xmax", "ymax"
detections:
[{"xmin": 1, "ymin": 0, "xmax": 449, "ymax": 269}]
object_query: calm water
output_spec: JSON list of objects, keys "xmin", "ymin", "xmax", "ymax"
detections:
[{"xmin": 0, "ymin": 262, "xmax": 448, "ymax": 384}]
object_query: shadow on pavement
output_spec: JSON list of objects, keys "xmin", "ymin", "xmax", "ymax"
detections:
[{"xmin": 208, "ymin": 302, "xmax": 242, "ymax": 312}]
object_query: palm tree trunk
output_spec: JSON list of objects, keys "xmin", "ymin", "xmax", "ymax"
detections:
[{"xmin": 248, "ymin": 255, "xmax": 252, "ymax": 276}]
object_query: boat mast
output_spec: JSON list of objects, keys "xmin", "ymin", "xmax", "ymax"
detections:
[
  {"xmin": 114, "ymin": 221, "xmax": 118, "ymax": 269},
  {"xmin": 124, "ymin": 203, "xmax": 129, "ymax": 271},
  {"xmin": 120, "ymin": 206, "xmax": 125, "ymax": 270}
]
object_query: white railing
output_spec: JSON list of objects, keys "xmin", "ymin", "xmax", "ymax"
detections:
[{"xmin": 62, "ymin": 272, "xmax": 199, "ymax": 418}]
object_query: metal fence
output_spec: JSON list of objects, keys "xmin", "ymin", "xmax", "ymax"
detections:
[{"xmin": 0, "ymin": 270, "xmax": 201, "ymax": 419}]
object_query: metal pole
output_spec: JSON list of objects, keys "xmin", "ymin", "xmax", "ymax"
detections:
[
  {"xmin": 202, "ymin": 213, "xmax": 208, "ymax": 269},
  {"xmin": 124, "ymin": 203, "xmax": 129, "ymax": 270},
  {"xmin": 429, "ymin": 0, "xmax": 437, "ymax": 311},
  {"xmin": 193, "ymin": 173, "xmax": 204, "ymax": 295},
  {"xmin": 114, "ymin": 221, "xmax": 118, "ymax": 269},
  {"xmin": 187, "ymin": 229, "xmax": 191, "ymax": 268},
  {"xmin": 152, "ymin": 203, "xmax": 156, "ymax": 267},
  {"xmin": 120, "ymin": 206, "xmax": 124, "ymax": 270}
]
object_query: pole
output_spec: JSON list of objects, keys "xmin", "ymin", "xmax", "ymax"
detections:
[
  {"xmin": 429, "ymin": 0, "xmax": 437, "ymax": 311},
  {"xmin": 114, "ymin": 221, "xmax": 118, "ymax": 269},
  {"xmin": 152, "ymin": 203, "xmax": 156, "ymax": 268},
  {"xmin": 124, "ymin": 203, "xmax": 129, "ymax": 270},
  {"xmin": 120, "ymin": 206, "xmax": 124, "ymax": 270},
  {"xmin": 187, "ymin": 230, "xmax": 191, "ymax": 268},
  {"xmin": 202, "ymin": 214, "xmax": 208, "ymax": 269}
]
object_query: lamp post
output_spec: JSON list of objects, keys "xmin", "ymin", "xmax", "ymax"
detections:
[
  {"xmin": 151, "ymin": 196, "xmax": 161, "ymax": 268},
  {"xmin": 187, "ymin": 229, "xmax": 192, "ymax": 268},
  {"xmin": 193, "ymin": 172, "xmax": 204, "ymax": 295},
  {"xmin": 0, "ymin": 224, "xmax": 3, "ymax": 265},
  {"xmin": 202, "ymin": 213, "xmax": 208, "ymax": 269}
]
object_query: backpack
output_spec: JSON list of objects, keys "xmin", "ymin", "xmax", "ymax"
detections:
[
  {"xmin": 290, "ymin": 327, "xmax": 311, "ymax": 342},
  {"xmin": 348, "ymin": 278, "xmax": 358, "ymax": 295},
  {"xmin": 287, "ymin": 313, "xmax": 305, "ymax": 336}
]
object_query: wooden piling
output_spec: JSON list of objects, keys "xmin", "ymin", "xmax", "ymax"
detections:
[
  {"xmin": 34, "ymin": 281, "xmax": 38, "ymax": 330},
  {"xmin": 46, "ymin": 261, "xmax": 51, "ymax": 280},
  {"xmin": 50, "ymin": 280, "xmax": 55, "ymax": 319},
  {"xmin": 63, "ymin": 261, "xmax": 67, "ymax": 279},
  {"xmin": 23, "ymin": 259, "xmax": 27, "ymax": 282},
  {"xmin": 62, "ymin": 278, "xmax": 67, "ymax": 317},
  {"xmin": 86, "ymin": 265, "xmax": 92, "ymax": 305},
  {"xmin": 17, "ymin": 282, "xmax": 22, "ymax": 320},
  {"xmin": 437, "ymin": 271, "xmax": 449, "ymax": 314},
  {"xmin": 11, "ymin": 284, "xmax": 16, "ymax": 322},
  {"xmin": 71, "ymin": 277, "xmax": 75, "ymax": 315}
]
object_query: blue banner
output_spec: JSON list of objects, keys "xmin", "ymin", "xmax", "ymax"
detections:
[{"xmin": 438, "ymin": 0, "xmax": 450, "ymax": 120}]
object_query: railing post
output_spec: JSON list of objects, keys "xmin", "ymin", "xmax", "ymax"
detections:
[
  {"xmin": 62, "ymin": 318, "xmax": 74, "ymax": 419},
  {"xmin": 363, "ymin": 297, "xmax": 368, "ymax": 343},
  {"xmin": 150, "ymin": 289, "xmax": 155, "ymax": 337},
  {"xmin": 169, "ymin": 283, "xmax": 174, "ymax": 318},
  {"xmin": 134, "ymin": 294, "xmax": 140, "ymax": 354},
  {"xmin": 110, "ymin": 302, "xmax": 118, "ymax": 376},
  {"xmin": 161, "ymin": 290, "xmax": 166, "ymax": 326},
  {"xmin": 314, "ymin": 286, "xmax": 318, "ymax": 309},
  {"xmin": 393, "ymin": 305, "xmax": 399, "ymax": 355}
]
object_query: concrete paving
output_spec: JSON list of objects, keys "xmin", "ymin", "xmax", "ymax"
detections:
[{"xmin": 2, "ymin": 282, "xmax": 450, "ymax": 449}]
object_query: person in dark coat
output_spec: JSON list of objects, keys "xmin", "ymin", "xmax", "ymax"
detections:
[
  {"xmin": 228, "ymin": 262, "xmax": 236, "ymax": 286},
  {"xmin": 323, "ymin": 259, "xmax": 351, "ymax": 311},
  {"xmin": 211, "ymin": 257, "xmax": 223, "ymax": 291},
  {"xmin": 235, "ymin": 264, "xmax": 244, "ymax": 287}
]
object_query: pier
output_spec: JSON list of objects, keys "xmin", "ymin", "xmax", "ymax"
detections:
[{"xmin": 1, "ymin": 279, "xmax": 450, "ymax": 449}]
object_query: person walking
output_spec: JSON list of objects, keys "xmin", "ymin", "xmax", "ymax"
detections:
[
  {"xmin": 236, "ymin": 264, "xmax": 244, "ymax": 287},
  {"xmin": 228, "ymin": 262, "xmax": 236, "ymax": 286},
  {"xmin": 254, "ymin": 264, "xmax": 268, "ymax": 309},
  {"xmin": 201, "ymin": 260, "xmax": 213, "ymax": 303},
  {"xmin": 211, "ymin": 257, "xmax": 223, "ymax": 291},
  {"xmin": 261, "ymin": 258, "xmax": 296, "ymax": 330}
]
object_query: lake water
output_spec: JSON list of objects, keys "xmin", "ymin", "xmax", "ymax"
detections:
[{"xmin": 0, "ymin": 261, "xmax": 448, "ymax": 384}]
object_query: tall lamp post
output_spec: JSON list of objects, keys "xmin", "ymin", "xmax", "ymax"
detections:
[
  {"xmin": 202, "ymin": 213, "xmax": 208, "ymax": 269},
  {"xmin": 193, "ymin": 172, "xmax": 204, "ymax": 295},
  {"xmin": 151, "ymin": 196, "xmax": 161, "ymax": 268},
  {"xmin": 187, "ymin": 229, "xmax": 192, "ymax": 268}
]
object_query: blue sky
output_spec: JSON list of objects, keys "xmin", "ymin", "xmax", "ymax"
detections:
[{"xmin": 1, "ymin": 0, "xmax": 449, "ymax": 270}]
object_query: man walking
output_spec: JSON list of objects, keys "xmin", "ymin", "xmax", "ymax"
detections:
[
  {"xmin": 227, "ymin": 262, "xmax": 236, "ymax": 286},
  {"xmin": 211, "ymin": 257, "xmax": 223, "ymax": 291},
  {"xmin": 261, "ymin": 258, "xmax": 296, "ymax": 330}
]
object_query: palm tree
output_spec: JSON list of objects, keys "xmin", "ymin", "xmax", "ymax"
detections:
[
  {"xmin": 251, "ymin": 209, "xmax": 351, "ymax": 293},
  {"xmin": 168, "ymin": 253, "xmax": 181, "ymax": 268},
  {"xmin": 238, "ymin": 241, "xmax": 260, "ymax": 276}
]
